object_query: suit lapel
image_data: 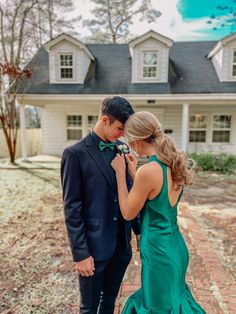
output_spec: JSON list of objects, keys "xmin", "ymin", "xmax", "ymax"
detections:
[{"xmin": 85, "ymin": 134, "xmax": 115, "ymax": 192}]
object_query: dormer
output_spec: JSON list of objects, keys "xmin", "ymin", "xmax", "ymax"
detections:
[
  {"xmin": 207, "ymin": 32, "xmax": 236, "ymax": 82},
  {"xmin": 129, "ymin": 30, "xmax": 173, "ymax": 83},
  {"xmin": 44, "ymin": 33, "xmax": 94, "ymax": 84}
]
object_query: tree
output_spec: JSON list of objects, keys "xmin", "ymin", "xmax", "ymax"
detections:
[
  {"xmin": 0, "ymin": 1, "xmax": 37, "ymax": 163},
  {"xmin": 0, "ymin": 0, "xmax": 80, "ymax": 65},
  {"xmin": 0, "ymin": 0, "xmax": 79, "ymax": 162},
  {"xmin": 83, "ymin": 0, "xmax": 161, "ymax": 43},
  {"xmin": 0, "ymin": 0, "xmax": 39, "ymax": 66},
  {"xmin": 207, "ymin": 0, "xmax": 236, "ymax": 33},
  {"xmin": 0, "ymin": 63, "xmax": 32, "ymax": 163},
  {"xmin": 27, "ymin": 0, "xmax": 81, "ymax": 50},
  {"xmin": 25, "ymin": 106, "xmax": 41, "ymax": 128}
]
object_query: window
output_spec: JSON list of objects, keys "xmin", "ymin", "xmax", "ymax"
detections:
[
  {"xmin": 142, "ymin": 51, "xmax": 158, "ymax": 78},
  {"xmin": 87, "ymin": 115, "xmax": 98, "ymax": 130},
  {"xmin": 189, "ymin": 114, "xmax": 207, "ymax": 142},
  {"xmin": 212, "ymin": 115, "xmax": 231, "ymax": 143},
  {"xmin": 60, "ymin": 54, "xmax": 73, "ymax": 79},
  {"xmin": 67, "ymin": 115, "xmax": 82, "ymax": 140},
  {"xmin": 232, "ymin": 51, "xmax": 236, "ymax": 77}
]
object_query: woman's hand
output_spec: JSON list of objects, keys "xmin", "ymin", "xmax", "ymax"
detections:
[
  {"xmin": 125, "ymin": 153, "xmax": 138, "ymax": 180},
  {"xmin": 111, "ymin": 154, "xmax": 126, "ymax": 175}
]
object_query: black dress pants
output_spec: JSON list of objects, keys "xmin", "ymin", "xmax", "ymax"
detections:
[{"xmin": 79, "ymin": 245, "xmax": 132, "ymax": 314}]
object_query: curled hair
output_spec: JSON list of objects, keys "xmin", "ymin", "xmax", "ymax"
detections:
[{"xmin": 125, "ymin": 111, "xmax": 193, "ymax": 189}]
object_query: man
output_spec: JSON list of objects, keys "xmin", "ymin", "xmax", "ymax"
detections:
[{"xmin": 61, "ymin": 96, "xmax": 140, "ymax": 314}]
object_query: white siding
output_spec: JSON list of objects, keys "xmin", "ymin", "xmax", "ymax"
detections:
[
  {"xmin": 81, "ymin": 50, "xmax": 91, "ymax": 80},
  {"xmin": 41, "ymin": 103, "xmax": 99, "ymax": 155},
  {"xmin": 188, "ymin": 105, "xmax": 236, "ymax": 154},
  {"xmin": 41, "ymin": 105, "xmax": 66, "ymax": 155},
  {"xmin": 222, "ymin": 41, "xmax": 236, "ymax": 81},
  {"xmin": 49, "ymin": 40, "xmax": 91, "ymax": 84},
  {"xmin": 0, "ymin": 129, "xmax": 42, "ymax": 158},
  {"xmin": 40, "ymin": 103, "xmax": 236, "ymax": 156},
  {"xmin": 135, "ymin": 107, "xmax": 164, "ymax": 127},
  {"xmin": 135, "ymin": 105, "xmax": 182, "ymax": 148},
  {"xmin": 212, "ymin": 48, "xmax": 223, "ymax": 81},
  {"xmin": 212, "ymin": 39, "xmax": 236, "ymax": 82},
  {"xmin": 137, "ymin": 105, "xmax": 236, "ymax": 154},
  {"xmin": 163, "ymin": 105, "xmax": 182, "ymax": 149},
  {"xmin": 131, "ymin": 38, "xmax": 169, "ymax": 83}
]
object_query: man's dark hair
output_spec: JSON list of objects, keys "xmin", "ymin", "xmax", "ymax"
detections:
[{"xmin": 99, "ymin": 96, "xmax": 134, "ymax": 124}]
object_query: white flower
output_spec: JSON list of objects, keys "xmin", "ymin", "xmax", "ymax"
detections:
[{"xmin": 117, "ymin": 144, "xmax": 130, "ymax": 154}]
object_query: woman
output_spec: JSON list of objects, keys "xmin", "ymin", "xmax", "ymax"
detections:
[{"xmin": 111, "ymin": 111, "xmax": 206, "ymax": 314}]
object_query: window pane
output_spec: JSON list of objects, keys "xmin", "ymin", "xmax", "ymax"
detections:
[
  {"xmin": 143, "ymin": 52, "xmax": 157, "ymax": 65},
  {"xmin": 143, "ymin": 66, "xmax": 157, "ymax": 78},
  {"xmin": 233, "ymin": 65, "xmax": 236, "ymax": 76},
  {"xmin": 189, "ymin": 115, "xmax": 207, "ymax": 128},
  {"xmin": 233, "ymin": 51, "xmax": 236, "ymax": 63},
  {"xmin": 213, "ymin": 115, "xmax": 231, "ymax": 128},
  {"xmin": 213, "ymin": 131, "xmax": 230, "ymax": 142},
  {"xmin": 67, "ymin": 115, "xmax": 82, "ymax": 127},
  {"xmin": 88, "ymin": 115, "xmax": 98, "ymax": 127},
  {"xmin": 189, "ymin": 131, "xmax": 206, "ymax": 142},
  {"xmin": 67, "ymin": 129, "xmax": 82, "ymax": 140},
  {"xmin": 60, "ymin": 54, "xmax": 73, "ymax": 66},
  {"xmin": 61, "ymin": 68, "xmax": 73, "ymax": 78}
]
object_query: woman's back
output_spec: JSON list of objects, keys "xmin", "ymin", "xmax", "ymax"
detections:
[{"xmin": 141, "ymin": 155, "xmax": 183, "ymax": 235}]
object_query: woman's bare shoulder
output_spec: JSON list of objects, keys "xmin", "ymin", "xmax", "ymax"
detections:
[{"xmin": 136, "ymin": 160, "xmax": 162, "ymax": 179}]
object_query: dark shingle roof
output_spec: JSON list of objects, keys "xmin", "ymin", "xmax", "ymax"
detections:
[{"xmin": 17, "ymin": 41, "xmax": 236, "ymax": 95}]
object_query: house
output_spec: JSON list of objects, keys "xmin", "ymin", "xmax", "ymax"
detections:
[{"xmin": 17, "ymin": 30, "xmax": 236, "ymax": 159}]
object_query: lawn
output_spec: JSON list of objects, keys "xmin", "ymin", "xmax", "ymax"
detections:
[
  {"xmin": 0, "ymin": 165, "xmax": 80, "ymax": 314},
  {"xmin": 0, "ymin": 164, "xmax": 235, "ymax": 313}
]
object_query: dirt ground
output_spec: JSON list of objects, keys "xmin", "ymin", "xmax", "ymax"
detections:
[
  {"xmin": 184, "ymin": 172, "xmax": 236, "ymax": 277},
  {"xmin": 0, "ymin": 164, "xmax": 235, "ymax": 313}
]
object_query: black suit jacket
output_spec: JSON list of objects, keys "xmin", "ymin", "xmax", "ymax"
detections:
[{"xmin": 61, "ymin": 133, "xmax": 141, "ymax": 262}]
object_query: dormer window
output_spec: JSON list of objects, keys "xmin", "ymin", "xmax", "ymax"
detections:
[
  {"xmin": 45, "ymin": 33, "xmax": 94, "ymax": 84},
  {"xmin": 60, "ymin": 54, "xmax": 73, "ymax": 79},
  {"xmin": 207, "ymin": 33, "xmax": 236, "ymax": 82},
  {"xmin": 129, "ymin": 30, "xmax": 173, "ymax": 83},
  {"xmin": 232, "ymin": 51, "xmax": 236, "ymax": 77},
  {"xmin": 142, "ymin": 51, "xmax": 158, "ymax": 78}
]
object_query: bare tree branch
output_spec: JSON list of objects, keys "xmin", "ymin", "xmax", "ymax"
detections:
[
  {"xmin": 84, "ymin": 0, "xmax": 161, "ymax": 43},
  {"xmin": 0, "ymin": 4, "xmax": 8, "ymax": 63}
]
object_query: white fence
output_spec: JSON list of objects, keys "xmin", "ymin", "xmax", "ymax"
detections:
[{"xmin": 0, "ymin": 129, "xmax": 42, "ymax": 158}]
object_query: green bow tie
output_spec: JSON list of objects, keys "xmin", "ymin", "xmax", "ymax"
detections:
[{"xmin": 99, "ymin": 140, "xmax": 115, "ymax": 151}]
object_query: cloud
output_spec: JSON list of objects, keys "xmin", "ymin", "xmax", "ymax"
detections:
[{"xmin": 129, "ymin": 0, "xmax": 215, "ymax": 41}]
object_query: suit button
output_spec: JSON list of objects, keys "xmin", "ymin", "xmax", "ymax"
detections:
[
  {"xmin": 114, "ymin": 198, "xmax": 118, "ymax": 202},
  {"xmin": 113, "ymin": 217, "xmax": 118, "ymax": 221}
]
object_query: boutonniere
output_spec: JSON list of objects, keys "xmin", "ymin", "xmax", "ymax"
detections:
[{"xmin": 117, "ymin": 143, "xmax": 130, "ymax": 155}]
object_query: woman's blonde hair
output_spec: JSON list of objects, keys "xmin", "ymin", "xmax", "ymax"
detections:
[{"xmin": 125, "ymin": 111, "xmax": 193, "ymax": 189}]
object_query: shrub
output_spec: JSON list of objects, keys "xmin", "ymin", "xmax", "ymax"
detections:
[{"xmin": 188, "ymin": 153, "xmax": 236, "ymax": 173}]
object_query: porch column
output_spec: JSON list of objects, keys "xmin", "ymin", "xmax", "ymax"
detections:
[
  {"xmin": 181, "ymin": 103, "xmax": 189, "ymax": 152},
  {"xmin": 19, "ymin": 103, "xmax": 27, "ymax": 160}
]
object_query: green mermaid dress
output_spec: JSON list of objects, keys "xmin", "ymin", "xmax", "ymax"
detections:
[{"xmin": 122, "ymin": 155, "xmax": 206, "ymax": 314}]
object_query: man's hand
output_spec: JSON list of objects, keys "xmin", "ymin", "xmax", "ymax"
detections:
[
  {"xmin": 75, "ymin": 256, "xmax": 95, "ymax": 277},
  {"xmin": 136, "ymin": 234, "xmax": 141, "ymax": 252}
]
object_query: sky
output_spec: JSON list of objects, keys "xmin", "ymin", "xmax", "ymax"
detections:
[{"xmin": 73, "ymin": 0, "xmax": 236, "ymax": 41}]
